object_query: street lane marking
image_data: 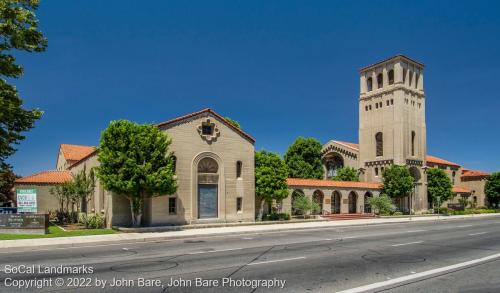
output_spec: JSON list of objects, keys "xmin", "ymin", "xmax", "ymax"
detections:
[
  {"xmin": 247, "ymin": 256, "xmax": 306, "ymax": 266},
  {"xmin": 405, "ymin": 230, "xmax": 426, "ymax": 233},
  {"xmin": 469, "ymin": 232, "xmax": 487, "ymax": 236},
  {"xmin": 188, "ymin": 247, "xmax": 244, "ymax": 255},
  {"xmin": 336, "ymin": 252, "xmax": 500, "ymax": 293},
  {"xmin": 458, "ymin": 225, "xmax": 473, "ymax": 228},
  {"xmin": 242, "ymin": 237, "xmax": 253, "ymax": 240},
  {"xmin": 391, "ymin": 241, "xmax": 423, "ymax": 247}
]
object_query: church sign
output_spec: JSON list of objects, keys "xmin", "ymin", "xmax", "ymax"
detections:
[
  {"xmin": 0, "ymin": 214, "xmax": 49, "ymax": 234},
  {"xmin": 16, "ymin": 188, "xmax": 38, "ymax": 213}
]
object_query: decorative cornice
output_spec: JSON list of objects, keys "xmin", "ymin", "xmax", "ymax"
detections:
[
  {"xmin": 322, "ymin": 144, "xmax": 358, "ymax": 159},
  {"xmin": 406, "ymin": 159, "xmax": 423, "ymax": 167},
  {"xmin": 360, "ymin": 85, "xmax": 424, "ymax": 101},
  {"xmin": 365, "ymin": 159, "xmax": 394, "ymax": 167}
]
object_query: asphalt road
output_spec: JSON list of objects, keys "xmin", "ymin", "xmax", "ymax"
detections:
[{"xmin": 1, "ymin": 216, "xmax": 500, "ymax": 293}]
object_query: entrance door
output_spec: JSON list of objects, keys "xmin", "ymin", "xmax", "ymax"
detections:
[{"xmin": 198, "ymin": 184, "xmax": 218, "ymax": 219}]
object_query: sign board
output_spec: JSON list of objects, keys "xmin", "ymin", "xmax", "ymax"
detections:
[
  {"xmin": 0, "ymin": 214, "xmax": 48, "ymax": 234},
  {"xmin": 16, "ymin": 189, "xmax": 37, "ymax": 213},
  {"xmin": 0, "ymin": 207, "xmax": 17, "ymax": 214}
]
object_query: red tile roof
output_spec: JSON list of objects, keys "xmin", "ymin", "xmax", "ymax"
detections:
[
  {"xmin": 157, "ymin": 108, "xmax": 255, "ymax": 143},
  {"xmin": 287, "ymin": 178, "xmax": 381, "ymax": 190},
  {"xmin": 452, "ymin": 186, "xmax": 471, "ymax": 194},
  {"xmin": 333, "ymin": 140, "xmax": 359, "ymax": 150},
  {"xmin": 15, "ymin": 170, "xmax": 72, "ymax": 184},
  {"xmin": 461, "ymin": 169, "xmax": 489, "ymax": 179},
  {"xmin": 60, "ymin": 144, "xmax": 96, "ymax": 163},
  {"xmin": 426, "ymin": 155, "xmax": 461, "ymax": 168}
]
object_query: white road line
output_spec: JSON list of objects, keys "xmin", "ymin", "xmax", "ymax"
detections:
[
  {"xmin": 469, "ymin": 232, "xmax": 487, "ymax": 236},
  {"xmin": 188, "ymin": 247, "xmax": 244, "ymax": 255},
  {"xmin": 343, "ymin": 236, "xmax": 358, "ymax": 239},
  {"xmin": 242, "ymin": 237, "xmax": 253, "ymax": 240},
  {"xmin": 391, "ymin": 241, "xmax": 423, "ymax": 247},
  {"xmin": 405, "ymin": 230, "xmax": 426, "ymax": 233},
  {"xmin": 336, "ymin": 252, "xmax": 500, "ymax": 293},
  {"xmin": 458, "ymin": 225, "xmax": 473, "ymax": 228},
  {"xmin": 247, "ymin": 256, "xmax": 306, "ymax": 266},
  {"xmin": 324, "ymin": 238, "xmax": 333, "ymax": 241}
]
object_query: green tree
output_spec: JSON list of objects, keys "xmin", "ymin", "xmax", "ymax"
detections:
[
  {"xmin": 427, "ymin": 167, "xmax": 454, "ymax": 205},
  {"xmin": 485, "ymin": 172, "xmax": 500, "ymax": 207},
  {"xmin": 73, "ymin": 166, "xmax": 96, "ymax": 214},
  {"xmin": 284, "ymin": 137, "xmax": 323, "ymax": 179},
  {"xmin": 224, "ymin": 117, "xmax": 241, "ymax": 129},
  {"xmin": 0, "ymin": 0, "xmax": 47, "ymax": 170},
  {"xmin": 97, "ymin": 120, "xmax": 177, "ymax": 227},
  {"xmin": 292, "ymin": 195, "xmax": 319, "ymax": 217},
  {"xmin": 367, "ymin": 195, "xmax": 395, "ymax": 215},
  {"xmin": 50, "ymin": 181, "xmax": 76, "ymax": 223},
  {"xmin": 255, "ymin": 150, "xmax": 288, "ymax": 218},
  {"xmin": 0, "ymin": 168, "xmax": 18, "ymax": 204},
  {"xmin": 381, "ymin": 165, "xmax": 414, "ymax": 199},
  {"xmin": 332, "ymin": 167, "xmax": 359, "ymax": 181}
]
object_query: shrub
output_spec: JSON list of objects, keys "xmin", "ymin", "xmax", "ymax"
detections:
[
  {"xmin": 393, "ymin": 211, "xmax": 403, "ymax": 216},
  {"xmin": 78, "ymin": 212, "xmax": 87, "ymax": 225},
  {"xmin": 86, "ymin": 213, "xmax": 105, "ymax": 229},
  {"xmin": 262, "ymin": 212, "xmax": 290, "ymax": 221},
  {"xmin": 368, "ymin": 195, "xmax": 395, "ymax": 215},
  {"xmin": 434, "ymin": 207, "xmax": 449, "ymax": 214}
]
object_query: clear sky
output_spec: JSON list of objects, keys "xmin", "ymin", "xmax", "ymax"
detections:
[{"xmin": 8, "ymin": 0, "xmax": 500, "ymax": 176}]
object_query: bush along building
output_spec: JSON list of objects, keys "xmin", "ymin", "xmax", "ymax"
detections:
[{"xmin": 15, "ymin": 55, "xmax": 492, "ymax": 227}]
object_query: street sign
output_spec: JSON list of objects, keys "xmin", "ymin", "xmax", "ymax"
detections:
[{"xmin": 16, "ymin": 189, "xmax": 37, "ymax": 213}]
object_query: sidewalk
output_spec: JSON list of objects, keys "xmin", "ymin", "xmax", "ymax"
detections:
[{"xmin": 1, "ymin": 213, "xmax": 499, "ymax": 251}]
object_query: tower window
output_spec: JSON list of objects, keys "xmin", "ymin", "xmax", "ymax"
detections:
[
  {"xmin": 388, "ymin": 70, "xmax": 394, "ymax": 85},
  {"xmin": 236, "ymin": 161, "xmax": 242, "ymax": 178},
  {"xmin": 365, "ymin": 105, "xmax": 368, "ymax": 111},
  {"xmin": 391, "ymin": 99, "xmax": 394, "ymax": 105},
  {"xmin": 377, "ymin": 73, "xmax": 383, "ymax": 89},
  {"xmin": 375, "ymin": 167, "xmax": 379, "ymax": 176},
  {"xmin": 236, "ymin": 197, "xmax": 242, "ymax": 212},
  {"xmin": 415, "ymin": 73, "xmax": 419, "ymax": 89},
  {"xmin": 367, "ymin": 77, "xmax": 373, "ymax": 92},
  {"xmin": 376, "ymin": 103, "xmax": 378, "ymax": 109},
  {"xmin": 409, "ymin": 71, "xmax": 413, "ymax": 87},
  {"xmin": 403, "ymin": 68, "xmax": 407, "ymax": 83},
  {"xmin": 386, "ymin": 100, "xmax": 390, "ymax": 106},
  {"xmin": 369, "ymin": 105, "xmax": 372, "ymax": 110},
  {"xmin": 375, "ymin": 132, "xmax": 383, "ymax": 157},
  {"xmin": 452, "ymin": 171, "xmax": 456, "ymax": 184},
  {"xmin": 411, "ymin": 131, "xmax": 416, "ymax": 156}
]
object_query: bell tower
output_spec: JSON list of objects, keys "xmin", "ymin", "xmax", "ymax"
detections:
[{"xmin": 358, "ymin": 55, "xmax": 427, "ymax": 211}]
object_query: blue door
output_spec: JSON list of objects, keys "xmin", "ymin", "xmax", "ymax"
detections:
[{"xmin": 198, "ymin": 184, "xmax": 218, "ymax": 219}]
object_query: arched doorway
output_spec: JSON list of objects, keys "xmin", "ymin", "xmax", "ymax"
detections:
[
  {"xmin": 197, "ymin": 157, "xmax": 219, "ymax": 219},
  {"xmin": 348, "ymin": 191, "xmax": 357, "ymax": 214},
  {"xmin": 331, "ymin": 191, "xmax": 341, "ymax": 214},
  {"xmin": 291, "ymin": 190, "xmax": 305, "ymax": 216},
  {"xmin": 364, "ymin": 192, "xmax": 373, "ymax": 213},
  {"xmin": 313, "ymin": 190, "xmax": 324, "ymax": 215}
]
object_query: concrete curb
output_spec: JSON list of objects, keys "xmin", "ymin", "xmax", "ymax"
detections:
[{"xmin": 1, "ymin": 213, "xmax": 499, "ymax": 252}]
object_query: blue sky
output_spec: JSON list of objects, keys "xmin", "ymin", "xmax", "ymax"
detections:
[{"xmin": 8, "ymin": 0, "xmax": 500, "ymax": 176}]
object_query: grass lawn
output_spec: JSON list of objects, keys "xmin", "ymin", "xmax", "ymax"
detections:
[{"xmin": 0, "ymin": 225, "xmax": 117, "ymax": 240}]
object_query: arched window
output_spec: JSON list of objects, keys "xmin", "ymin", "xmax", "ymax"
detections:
[
  {"xmin": 367, "ymin": 77, "xmax": 373, "ymax": 92},
  {"xmin": 375, "ymin": 132, "xmax": 383, "ymax": 156},
  {"xmin": 377, "ymin": 73, "xmax": 383, "ymax": 89},
  {"xmin": 197, "ymin": 157, "xmax": 219, "ymax": 219},
  {"xmin": 415, "ymin": 73, "xmax": 419, "ymax": 89},
  {"xmin": 375, "ymin": 167, "xmax": 379, "ymax": 176},
  {"xmin": 236, "ymin": 161, "xmax": 242, "ymax": 178},
  {"xmin": 388, "ymin": 70, "xmax": 394, "ymax": 85},
  {"xmin": 411, "ymin": 131, "xmax": 416, "ymax": 156}
]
